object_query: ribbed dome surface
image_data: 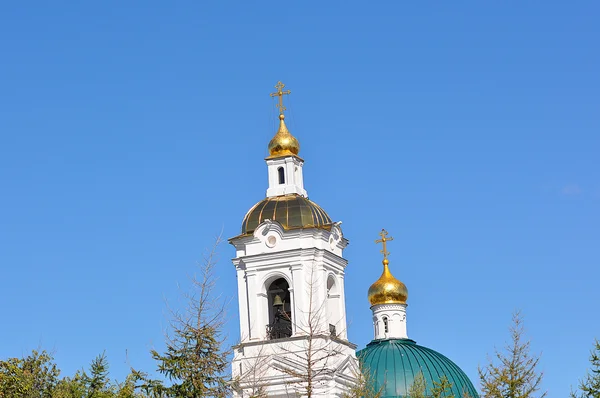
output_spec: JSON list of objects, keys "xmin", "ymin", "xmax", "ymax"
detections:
[
  {"xmin": 358, "ymin": 339, "xmax": 478, "ymax": 398},
  {"xmin": 241, "ymin": 194, "xmax": 332, "ymax": 234}
]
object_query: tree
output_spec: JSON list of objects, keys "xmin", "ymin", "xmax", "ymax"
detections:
[
  {"xmin": 571, "ymin": 339, "xmax": 600, "ymax": 398},
  {"xmin": 431, "ymin": 375, "xmax": 454, "ymax": 398},
  {"xmin": 0, "ymin": 349, "xmax": 60, "ymax": 398},
  {"xmin": 114, "ymin": 374, "xmax": 144, "ymax": 398},
  {"xmin": 0, "ymin": 349, "xmax": 141, "ymax": 398},
  {"xmin": 133, "ymin": 235, "xmax": 230, "ymax": 397},
  {"xmin": 342, "ymin": 360, "xmax": 383, "ymax": 398},
  {"xmin": 81, "ymin": 352, "xmax": 113, "ymax": 397},
  {"xmin": 231, "ymin": 342, "xmax": 270, "ymax": 398},
  {"xmin": 407, "ymin": 371, "xmax": 427, "ymax": 398},
  {"xmin": 478, "ymin": 311, "xmax": 546, "ymax": 398},
  {"xmin": 405, "ymin": 371, "xmax": 474, "ymax": 398}
]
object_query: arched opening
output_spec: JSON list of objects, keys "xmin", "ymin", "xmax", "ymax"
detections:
[
  {"xmin": 327, "ymin": 276, "xmax": 336, "ymax": 295},
  {"xmin": 374, "ymin": 317, "xmax": 379, "ymax": 337},
  {"xmin": 278, "ymin": 167, "xmax": 285, "ymax": 184},
  {"xmin": 266, "ymin": 278, "xmax": 292, "ymax": 339},
  {"xmin": 383, "ymin": 316, "xmax": 389, "ymax": 334},
  {"xmin": 327, "ymin": 276, "xmax": 340, "ymax": 337}
]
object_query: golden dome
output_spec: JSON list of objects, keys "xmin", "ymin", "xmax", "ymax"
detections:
[
  {"xmin": 241, "ymin": 194, "xmax": 332, "ymax": 235},
  {"xmin": 368, "ymin": 259, "xmax": 408, "ymax": 306},
  {"xmin": 267, "ymin": 114, "xmax": 300, "ymax": 158}
]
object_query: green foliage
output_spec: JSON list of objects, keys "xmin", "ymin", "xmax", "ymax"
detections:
[
  {"xmin": 0, "ymin": 350, "xmax": 60, "ymax": 398},
  {"xmin": 133, "ymin": 237, "xmax": 230, "ymax": 397},
  {"xmin": 0, "ymin": 349, "xmax": 144, "ymax": 398},
  {"xmin": 478, "ymin": 311, "xmax": 546, "ymax": 398},
  {"xmin": 407, "ymin": 371, "xmax": 460, "ymax": 398},
  {"xmin": 87, "ymin": 352, "xmax": 111, "ymax": 396},
  {"xmin": 571, "ymin": 339, "xmax": 600, "ymax": 398},
  {"xmin": 115, "ymin": 374, "xmax": 145, "ymax": 398},
  {"xmin": 407, "ymin": 371, "xmax": 427, "ymax": 398},
  {"xmin": 53, "ymin": 373, "xmax": 86, "ymax": 398},
  {"xmin": 1, "ymin": 239, "xmax": 230, "ymax": 398},
  {"xmin": 342, "ymin": 360, "xmax": 383, "ymax": 398},
  {"xmin": 431, "ymin": 375, "xmax": 454, "ymax": 398}
]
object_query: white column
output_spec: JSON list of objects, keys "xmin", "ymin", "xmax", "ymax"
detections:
[
  {"xmin": 338, "ymin": 274, "xmax": 348, "ymax": 340},
  {"xmin": 286, "ymin": 264, "xmax": 300, "ymax": 335},
  {"xmin": 237, "ymin": 269, "xmax": 250, "ymax": 342},
  {"xmin": 297, "ymin": 163, "xmax": 305, "ymax": 191},
  {"xmin": 246, "ymin": 271, "xmax": 260, "ymax": 340}
]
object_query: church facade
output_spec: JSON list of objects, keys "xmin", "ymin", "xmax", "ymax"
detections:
[{"xmin": 229, "ymin": 82, "xmax": 478, "ymax": 398}]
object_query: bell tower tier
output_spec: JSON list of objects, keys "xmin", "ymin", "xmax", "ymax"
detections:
[
  {"xmin": 266, "ymin": 151, "xmax": 307, "ymax": 198},
  {"xmin": 229, "ymin": 222, "xmax": 358, "ymax": 397},
  {"xmin": 229, "ymin": 82, "xmax": 358, "ymax": 397},
  {"xmin": 230, "ymin": 221, "xmax": 350, "ymax": 343}
]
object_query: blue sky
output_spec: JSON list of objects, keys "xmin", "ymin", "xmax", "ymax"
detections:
[{"xmin": 1, "ymin": 2, "xmax": 598, "ymax": 396}]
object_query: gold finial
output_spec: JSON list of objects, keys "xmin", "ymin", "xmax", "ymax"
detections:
[
  {"xmin": 375, "ymin": 229, "xmax": 394, "ymax": 261},
  {"xmin": 267, "ymin": 81, "xmax": 300, "ymax": 159},
  {"xmin": 368, "ymin": 229, "xmax": 408, "ymax": 306},
  {"xmin": 270, "ymin": 81, "xmax": 291, "ymax": 115}
]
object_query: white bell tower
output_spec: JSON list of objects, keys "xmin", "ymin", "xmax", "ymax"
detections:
[{"xmin": 230, "ymin": 82, "xmax": 358, "ymax": 397}]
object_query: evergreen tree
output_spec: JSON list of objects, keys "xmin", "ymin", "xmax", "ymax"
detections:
[
  {"xmin": 341, "ymin": 360, "xmax": 383, "ymax": 398},
  {"xmin": 0, "ymin": 350, "xmax": 141, "ymax": 398},
  {"xmin": 81, "ymin": 352, "xmax": 113, "ymax": 397},
  {"xmin": 133, "ymin": 236, "xmax": 230, "ymax": 397},
  {"xmin": 406, "ymin": 372, "xmax": 455, "ymax": 398},
  {"xmin": 571, "ymin": 339, "xmax": 600, "ymax": 398},
  {"xmin": 407, "ymin": 371, "xmax": 427, "ymax": 398},
  {"xmin": 478, "ymin": 311, "xmax": 546, "ymax": 398},
  {"xmin": 431, "ymin": 375, "xmax": 454, "ymax": 398}
]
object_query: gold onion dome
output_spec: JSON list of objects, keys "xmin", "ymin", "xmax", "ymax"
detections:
[
  {"xmin": 368, "ymin": 258, "xmax": 408, "ymax": 306},
  {"xmin": 267, "ymin": 114, "xmax": 300, "ymax": 158}
]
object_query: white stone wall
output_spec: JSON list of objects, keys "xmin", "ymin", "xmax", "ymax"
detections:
[
  {"xmin": 266, "ymin": 156, "xmax": 307, "ymax": 198},
  {"xmin": 230, "ymin": 220, "xmax": 357, "ymax": 397},
  {"xmin": 231, "ymin": 222, "xmax": 348, "ymax": 342},
  {"xmin": 231, "ymin": 336, "xmax": 358, "ymax": 398},
  {"xmin": 371, "ymin": 303, "xmax": 408, "ymax": 340}
]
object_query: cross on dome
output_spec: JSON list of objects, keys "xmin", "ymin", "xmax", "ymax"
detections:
[
  {"xmin": 375, "ymin": 229, "xmax": 394, "ymax": 260},
  {"xmin": 266, "ymin": 81, "xmax": 301, "ymax": 160},
  {"xmin": 270, "ymin": 81, "xmax": 291, "ymax": 115},
  {"xmin": 368, "ymin": 228, "xmax": 408, "ymax": 306}
]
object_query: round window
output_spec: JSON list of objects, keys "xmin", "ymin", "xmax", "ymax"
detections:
[{"xmin": 266, "ymin": 235, "xmax": 277, "ymax": 247}]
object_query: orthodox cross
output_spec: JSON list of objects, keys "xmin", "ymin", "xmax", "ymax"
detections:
[
  {"xmin": 270, "ymin": 81, "xmax": 291, "ymax": 115},
  {"xmin": 375, "ymin": 229, "xmax": 394, "ymax": 259}
]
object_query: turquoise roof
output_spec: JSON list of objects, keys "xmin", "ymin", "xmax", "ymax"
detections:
[{"xmin": 357, "ymin": 339, "xmax": 478, "ymax": 398}]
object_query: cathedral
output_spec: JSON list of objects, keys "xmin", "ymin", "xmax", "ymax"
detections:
[{"xmin": 228, "ymin": 82, "xmax": 478, "ymax": 398}]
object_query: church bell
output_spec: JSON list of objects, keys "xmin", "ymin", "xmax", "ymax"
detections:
[{"xmin": 272, "ymin": 294, "xmax": 284, "ymax": 307}]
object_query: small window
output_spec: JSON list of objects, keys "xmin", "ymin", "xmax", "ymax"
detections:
[
  {"xmin": 383, "ymin": 317, "xmax": 389, "ymax": 333},
  {"xmin": 278, "ymin": 167, "xmax": 285, "ymax": 184}
]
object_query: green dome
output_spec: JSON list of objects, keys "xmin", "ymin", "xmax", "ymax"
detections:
[{"xmin": 357, "ymin": 339, "xmax": 478, "ymax": 398}]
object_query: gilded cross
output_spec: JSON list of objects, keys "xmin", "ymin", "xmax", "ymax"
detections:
[
  {"xmin": 270, "ymin": 81, "xmax": 291, "ymax": 115},
  {"xmin": 375, "ymin": 229, "xmax": 394, "ymax": 259}
]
